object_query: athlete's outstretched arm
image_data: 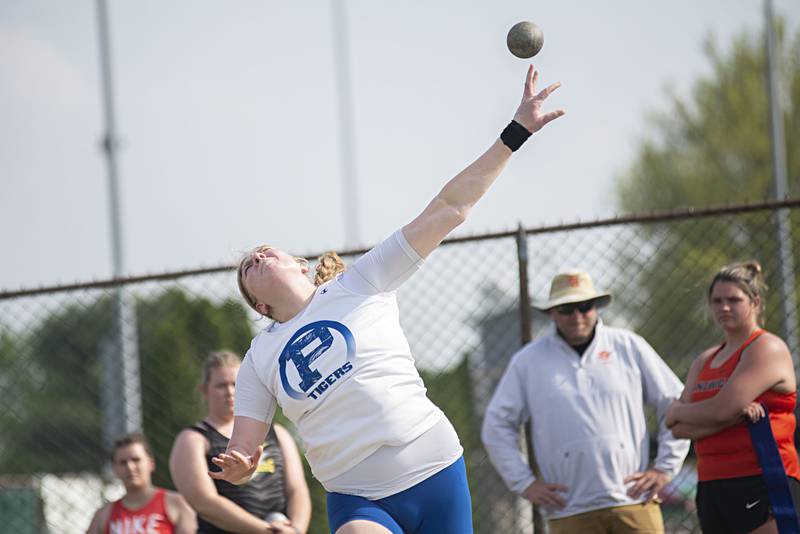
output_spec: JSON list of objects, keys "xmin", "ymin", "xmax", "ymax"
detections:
[
  {"xmin": 209, "ymin": 352, "xmax": 276, "ymax": 486},
  {"xmin": 403, "ymin": 65, "xmax": 564, "ymax": 259}
]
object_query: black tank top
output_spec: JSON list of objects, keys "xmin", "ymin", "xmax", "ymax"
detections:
[{"xmin": 189, "ymin": 421, "xmax": 287, "ymax": 534}]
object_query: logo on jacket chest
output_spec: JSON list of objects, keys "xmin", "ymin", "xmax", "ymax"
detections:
[
  {"xmin": 597, "ymin": 350, "xmax": 613, "ymax": 362},
  {"xmin": 279, "ymin": 320, "xmax": 356, "ymax": 401}
]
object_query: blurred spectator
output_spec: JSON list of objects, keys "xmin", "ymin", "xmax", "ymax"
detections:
[
  {"xmin": 86, "ymin": 432, "xmax": 196, "ymax": 533},
  {"xmin": 482, "ymin": 270, "xmax": 689, "ymax": 534},
  {"xmin": 169, "ymin": 351, "xmax": 310, "ymax": 534},
  {"xmin": 666, "ymin": 261, "xmax": 800, "ymax": 533}
]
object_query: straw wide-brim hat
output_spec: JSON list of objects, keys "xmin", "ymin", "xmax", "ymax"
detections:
[{"xmin": 533, "ymin": 270, "xmax": 612, "ymax": 311}]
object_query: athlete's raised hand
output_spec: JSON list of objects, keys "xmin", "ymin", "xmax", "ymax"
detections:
[
  {"xmin": 209, "ymin": 445, "xmax": 263, "ymax": 485},
  {"xmin": 512, "ymin": 64, "xmax": 565, "ymax": 134}
]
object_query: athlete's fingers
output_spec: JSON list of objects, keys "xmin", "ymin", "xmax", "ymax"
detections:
[
  {"xmin": 546, "ymin": 483, "xmax": 569, "ymax": 492},
  {"xmin": 536, "ymin": 82, "xmax": 561, "ymax": 101},
  {"xmin": 522, "ymin": 64, "xmax": 536, "ymax": 100},
  {"xmin": 540, "ymin": 109, "xmax": 566, "ymax": 126}
]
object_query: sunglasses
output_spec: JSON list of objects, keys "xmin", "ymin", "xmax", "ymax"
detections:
[{"xmin": 554, "ymin": 300, "xmax": 596, "ymax": 315}]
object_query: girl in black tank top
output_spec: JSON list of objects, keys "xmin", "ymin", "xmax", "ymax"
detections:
[{"xmin": 190, "ymin": 421, "xmax": 287, "ymax": 533}]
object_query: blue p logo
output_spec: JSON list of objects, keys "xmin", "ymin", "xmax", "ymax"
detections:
[{"xmin": 279, "ymin": 320, "xmax": 355, "ymax": 400}]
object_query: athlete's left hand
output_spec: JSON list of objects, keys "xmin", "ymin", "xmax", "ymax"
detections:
[{"xmin": 624, "ymin": 468, "xmax": 670, "ymax": 501}]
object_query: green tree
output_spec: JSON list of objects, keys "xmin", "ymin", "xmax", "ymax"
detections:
[
  {"xmin": 614, "ymin": 22, "xmax": 800, "ymax": 369},
  {"xmin": 0, "ymin": 298, "xmax": 114, "ymax": 473},
  {"xmin": 137, "ymin": 288, "xmax": 255, "ymax": 487},
  {"xmin": 0, "ymin": 287, "xmax": 254, "ymax": 489}
]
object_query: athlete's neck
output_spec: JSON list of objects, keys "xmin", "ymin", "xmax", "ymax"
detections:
[{"xmin": 272, "ymin": 284, "xmax": 316, "ymax": 323}]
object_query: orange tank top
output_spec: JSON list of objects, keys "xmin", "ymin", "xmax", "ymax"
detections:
[
  {"xmin": 691, "ymin": 329, "xmax": 800, "ymax": 482},
  {"xmin": 105, "ymin": 488, "xmax": 174, "ymax": 534}
]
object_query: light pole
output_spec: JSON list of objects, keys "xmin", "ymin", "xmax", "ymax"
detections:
[
  {"xmin": 331, "ymin": 0, "xmax": 361, "ymax": 248},
  {"xmin": 95, "ymin": 0, "xmax": 142, "ymax": 449}
]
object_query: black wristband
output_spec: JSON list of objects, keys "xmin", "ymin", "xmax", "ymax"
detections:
[{"xmin": 500, "ymin": 120, "xmax": 532, "ymax": 152}]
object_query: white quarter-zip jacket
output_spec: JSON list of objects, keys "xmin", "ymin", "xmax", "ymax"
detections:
[{"xmin": 481, "ymin": 321, "xmax": 690, "ymax": 519}]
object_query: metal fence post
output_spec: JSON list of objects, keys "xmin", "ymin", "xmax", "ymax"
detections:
[{"xmin": 516, "ymin": 223, "xmax": 546, "ymax": 534}]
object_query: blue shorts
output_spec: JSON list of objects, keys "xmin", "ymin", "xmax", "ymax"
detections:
[{"xmin": 326, "ymin": 456, "xmax": 473, "ymax": 534}]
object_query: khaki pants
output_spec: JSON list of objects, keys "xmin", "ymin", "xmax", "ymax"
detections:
[{"xmin": 548, "ymin": 502, "xmax": 664, "ymax": 534}]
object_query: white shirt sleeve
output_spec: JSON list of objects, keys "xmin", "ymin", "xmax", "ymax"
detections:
[
  {"xmin": 481, "ymin": 353, "xmax": 536, "ymax": 494},
  {"xmin": 234, "ymin": 350, "xmax": 277, "ymax": 425},
  {"xmin": 633, "ymin": 334, "xmax": 691, "ymax": 477},
  {"xmin": 340, "ymin": 229, "xmax": 424, "ymax": 295}
]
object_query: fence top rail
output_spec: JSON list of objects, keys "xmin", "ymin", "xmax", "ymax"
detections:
[{"xmin": 2, "ymin": 198, "xmax": 797, "ymax": 300}]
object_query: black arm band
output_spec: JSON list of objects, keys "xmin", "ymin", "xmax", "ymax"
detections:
[{"xmin": 500, "ymin": 120, "xmax": 532, "ymax": 152}]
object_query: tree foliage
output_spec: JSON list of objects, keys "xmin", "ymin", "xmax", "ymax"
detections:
[
  {"xmin": 613, "ymin": 22, "xmax": 800, "ymax": 368},
  {"xmin": 0, "ymin": 287, "xmax": 254, "ymax": 490},
  {"xmin": 617, "ymin": 23, "xmax": 799, "ymax": 211}
]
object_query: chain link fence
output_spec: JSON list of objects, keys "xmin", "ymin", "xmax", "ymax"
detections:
[{"xmin": 1, "ymin": 199, "xmax": 798, "ymax": 533}]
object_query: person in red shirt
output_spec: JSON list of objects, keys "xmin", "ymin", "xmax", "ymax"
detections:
[
  {"xmin": 666, "ymin": 260, "xmax": 800, "ymax": 534},
  {"xmin": 86, "ymin": 432, "xmax": 196, "ymax": 534}
]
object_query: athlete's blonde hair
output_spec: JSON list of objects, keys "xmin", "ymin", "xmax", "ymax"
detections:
[
  {"xmin": 314, "ymin": 251, "xmax": 346, "ymax": 286},
  {"xmin": 236, "ymin": 248, "xmax": 346, "ymax": 318},
  {"xmin": 708, "ymin": 260, "xmax": 767, "ymax": 325}
]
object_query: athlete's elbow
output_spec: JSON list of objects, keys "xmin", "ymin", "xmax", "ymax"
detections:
[{"xmin": 431, "ymin": 196, "xmax": 469, "ymax": 227}]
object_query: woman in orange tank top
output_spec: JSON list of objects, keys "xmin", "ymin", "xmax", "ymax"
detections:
[{"xmin": 665, "ymin": 260, "xmax": 798, "ymax": 534}]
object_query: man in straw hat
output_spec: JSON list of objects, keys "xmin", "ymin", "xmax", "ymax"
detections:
[{"xmin": 481, "ymin": 270, "xmax": 689, "ymax": 533}]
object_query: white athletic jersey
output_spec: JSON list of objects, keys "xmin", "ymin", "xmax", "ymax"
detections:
[{"xmin": 235, "ymin": 230, "xmax": 447, "ymax": 483}]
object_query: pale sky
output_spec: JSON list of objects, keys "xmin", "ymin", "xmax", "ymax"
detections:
[{"xmin": 2, "ymin": 0, "xmax": 799, "ymax": 290}]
